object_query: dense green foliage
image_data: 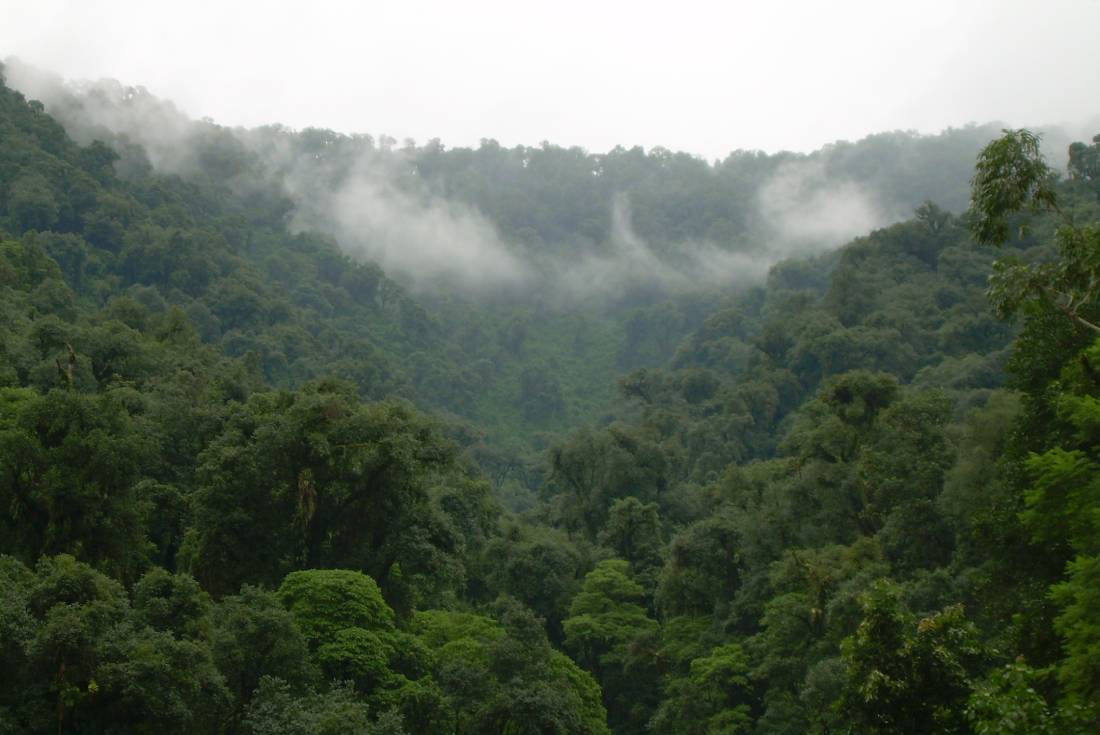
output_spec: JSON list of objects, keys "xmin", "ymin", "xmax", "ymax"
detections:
[{"xmin": 1, "ymin": 61, "xmax": 1099, "ymax": 733}]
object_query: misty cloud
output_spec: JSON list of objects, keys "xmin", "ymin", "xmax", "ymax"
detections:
[
  {"xmin": 284, "ymin": 169, "xmax": 775, "ymax": 302},
  {"xmin": 756, "ymin": 158, "xmax": 891, "ymax": 254},
  {"xmin": 3, "ymin": 58, "xmax": 206, "ymax": 176},
  {"xmin": 547, "ymin": 197, "xmax": 775, "ymax": 302},
  {"xmin": 544, "ymin": 163, "xmax": 897, "ymax": 304},
  {"xmin": 287, "ymin": 157, "xmax": 532, "ymax": 292},
  {"xmin": 0, "ymin": 58, "xmax": 800, "ymax": 297},
  {"xmin": 1, "ymin": 59, "xmax": 1012, "ymax": 303}
]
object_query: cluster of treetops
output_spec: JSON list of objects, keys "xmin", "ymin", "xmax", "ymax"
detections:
[{"xmin": 1, "ymin": 61, "xmax": 1099, "ymax": 733}]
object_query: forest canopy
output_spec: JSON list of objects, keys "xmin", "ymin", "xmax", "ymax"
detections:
[{"xmin": 1, "ymin": 61, "xmax": 1099, "ymax": 733}]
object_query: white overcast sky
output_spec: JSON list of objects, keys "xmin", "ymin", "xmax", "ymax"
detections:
[{"xmin": 1, "ymin": 0, "xmax": 1098, "ymax": 158}]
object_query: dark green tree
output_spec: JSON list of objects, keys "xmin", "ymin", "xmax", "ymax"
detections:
[{"xmin": 838, "ymin": 581, "xmax": 985, "ymax": 734}]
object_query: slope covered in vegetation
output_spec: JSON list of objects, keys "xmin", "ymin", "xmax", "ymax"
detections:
[{"xmin": 1, "ymin": 63, "xmax": 1099, "ymax": 733}]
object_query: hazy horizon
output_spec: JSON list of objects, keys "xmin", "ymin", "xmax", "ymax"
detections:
[{"xmin": 2, "ymin": 0, "xmax": 1098, "ymax": 159}]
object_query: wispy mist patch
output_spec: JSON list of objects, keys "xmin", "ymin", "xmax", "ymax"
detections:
[
  {"xmin": 3, "ymin": 59, "xmax": 991, "ymax": 303},
  {"xmin": 548, "ymin": 197, "xmax": 775, "ymax": 303},
  {"xmin": 548, "ymin": 163, "xmax": 897, "ymax": 304},
  {"xmin": 756, "ymin": 158, "xmax": 891, "ymax": 254},
  {"xmin": 287, "ymin": 156, "xmax": 532, "ymax": 292},
  {"xmin": 4, "ymin": 58, "xmax": 208, "ymax": 176}
]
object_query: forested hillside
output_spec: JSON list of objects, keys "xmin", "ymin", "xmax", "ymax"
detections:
[{"xmin": 1, "ymin": 61, "xmax": 1099, "ymax": 734}]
